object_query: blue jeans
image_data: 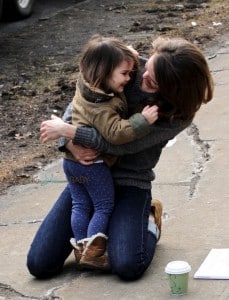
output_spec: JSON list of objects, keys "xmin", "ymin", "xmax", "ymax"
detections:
[
  {"xmin": 63, "ymin": 159, "xmax": 114, "ymax": 240},
  {"xmin": 27, "ymin": 185, "xmax": 157, "ymax": 280}
]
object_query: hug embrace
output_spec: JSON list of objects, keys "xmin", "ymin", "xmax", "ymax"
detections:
[{"xmin": 27, "ymin": 34, "xmax": 213, "ymax": 281}]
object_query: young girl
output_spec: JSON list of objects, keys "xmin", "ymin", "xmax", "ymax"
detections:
[{"xmin": 63, "ymin": 35, "xmax": 158, "ymax": 270}]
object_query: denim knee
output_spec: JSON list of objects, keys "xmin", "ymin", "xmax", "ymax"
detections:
[
  {"xmin": 27, "ymin": 252, "xmax": 63, "ymax": 279},
  {"xmin": 111, "ymin": 256, "xmax": 146, "ymax": 281}
]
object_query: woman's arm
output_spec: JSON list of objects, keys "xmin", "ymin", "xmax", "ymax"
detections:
[
  {"xmin": 58, "ymin": 101, "xmax": 73, "ymax": 151},
  {"xmin": 40, "ymin": 110, "xmax": 189, "ymax": 156},
  {"xmin": 72, "ymin": 120, "xmax": 190, "ymax": 156},
  {"xmin": 40, "ymin": 115, "xmax": 76, "ymax": 143}
]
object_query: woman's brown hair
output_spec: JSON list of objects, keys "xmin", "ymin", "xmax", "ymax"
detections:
[
  {"xmin": 80, "ymin": 35, "xmax": 139, "ymax": 92},
  {"xmin": 152, "ymin": 37, "xmax": 214, "ymax": 122}
]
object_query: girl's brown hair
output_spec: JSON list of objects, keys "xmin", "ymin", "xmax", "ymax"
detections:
[
  {"xmin": 152, "ymin": 37, "xmax": 214, "ymax": 122},
  {"xmin": 80, "ymin": 35, "xmax": 139, "ymax": 91}
]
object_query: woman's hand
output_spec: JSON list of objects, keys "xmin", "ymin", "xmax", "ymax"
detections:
[
  {"xmin": 66, "ymin": 141, "xmax": 100, "ymax": 165},
  {"xmin": 127, "ymin": 45, "xmax": 139, "ymax": 57},
  {"xmin": 40, "ymin": 115, "xmax": 76, "ymax": 143}
]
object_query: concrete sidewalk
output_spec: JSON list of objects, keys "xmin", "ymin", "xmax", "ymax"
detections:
[{"xmin": 0, "ymin": 35, "xmax": 229, "ymax": 299}]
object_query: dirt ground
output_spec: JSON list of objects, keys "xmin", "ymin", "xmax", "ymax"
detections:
[{"xmin": 0, "ymin": 0, "xmax": 228, "ymax": 194}]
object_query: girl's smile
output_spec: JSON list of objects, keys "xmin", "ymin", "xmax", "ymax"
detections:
[{"xmin": 107, "ymin": 60, "xmax": 134, "ymax": 93}]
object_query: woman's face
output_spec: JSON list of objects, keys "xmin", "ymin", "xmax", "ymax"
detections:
[
  {"xmin": 107, "ymin": 60, "xmax": 134, "ymax": 93},
  {"xmin": 141, "ymin": 54, "xmax": 159, "ymax": 93}
]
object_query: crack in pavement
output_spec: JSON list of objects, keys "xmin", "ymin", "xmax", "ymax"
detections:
[
  {"xmin": 184, "ymin": 50, "xmax": 228, "ymax": 199},
  {"xmin": 0, "ymin": 219, "xmax": 43, "ymax": 227},
  {"xmin": 0, "ymin": 283, "xmax": 63, "ymax": 299},
  {"xmin": 186, "ymin": 122, "xmax": 211, "ymax": 199},
  {"xmin": 0, "ymin": 282, "xmax": 39, "ymax": 299}
]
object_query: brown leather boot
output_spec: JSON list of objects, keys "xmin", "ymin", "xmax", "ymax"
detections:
[
  {"xmin": 70, "ymin": 237, "xmax": 89, "ymax": 269},
  {"xmin": 150, "ymin": 199, "xmax": 163, "ymax": 241},
  {"xmin": 79, "ymin": 233, "xmax": 110, "ymax": 271}
]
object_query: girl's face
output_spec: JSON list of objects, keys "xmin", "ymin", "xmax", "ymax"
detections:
[
  {"xmin": 141, "ymin": 54, "xmax": 159, "ymax": 93},
  {"xmin": 107, "ymin": 60, "xmax": 134, "ymax": 93}
]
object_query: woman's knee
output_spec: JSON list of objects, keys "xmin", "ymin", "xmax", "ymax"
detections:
[
  {"xmin": 26, "ymin": 251, "xmax": 44, "ymax": 278},
  {"xmin": 26, "ymin": 250, "xmax": 63, "ymax": 279},
  {"xmin": 111, "ymin": 259, "xmax": 145, "ymax": 281}
]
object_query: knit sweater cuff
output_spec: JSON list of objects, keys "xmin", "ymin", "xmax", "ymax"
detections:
[
  {"xmin": 129, "ymin": 113, "xmax": 150, "ymax": 138},
  {"xmin": 73, "ymin": 126, "xmax": 95, "ymax": 147}
]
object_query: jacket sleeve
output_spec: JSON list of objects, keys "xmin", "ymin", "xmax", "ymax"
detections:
[
  {"xmin": 84, "ymin": 102, "xmax": 150, "ymax": 145},
  {"xmin": 72, "ymin": 120, "xmax": 191, "ymax": 156}
]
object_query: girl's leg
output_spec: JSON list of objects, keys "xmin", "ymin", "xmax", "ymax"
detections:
[
  {"xmin": 63, "ymin": 159, "xmax": 93, "ymax": 241},
  {"xmin": 108, "ymin": 186, "xmax": 157, "ymax": 281},
  {"xmin": 70, "ymin": 183, "xmax": 92, "ymax": 241},
  {"xmin": 85, "ymin": 163, "xmax": 114, "ymax": 237},
  {"xmin": 27, "ymin": 186, "xmax": 73, "ymax": 278}
]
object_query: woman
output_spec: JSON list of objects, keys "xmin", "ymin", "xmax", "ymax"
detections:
[{"xmin": 27, "ymin": 36, "xmax": 213, "ymax": 281}]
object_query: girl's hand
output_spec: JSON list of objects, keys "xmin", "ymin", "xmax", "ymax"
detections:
[{"xmin": 141, "ymin": 105, "xmax": 159, "ymax": 125}]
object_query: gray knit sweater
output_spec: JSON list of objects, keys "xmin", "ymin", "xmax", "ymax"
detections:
[{"xmin": 59, "ymin": 57, "xmax": 191, "ymax": 189}]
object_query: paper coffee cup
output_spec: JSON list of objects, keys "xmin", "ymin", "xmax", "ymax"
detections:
[{"xmin": 165, "ymin": 261, "xmax": 191, "ymax": 295}]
